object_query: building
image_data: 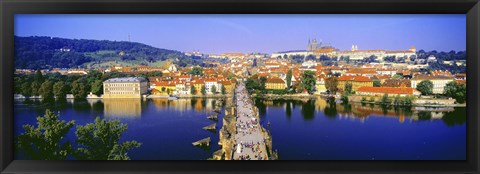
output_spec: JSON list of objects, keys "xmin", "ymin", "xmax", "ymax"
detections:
[
  {"xmin": 337, "ymin": 75, "xmax": 373, "ymax": 92},
  {"xmin": 315, "ymin": 76, "xmax": 327, "ymax": 94},
  {"xmin": 411, "ymin": 74, "xmax": 454, "ymax": 94},
  {"xmin": 356, "ymin": 86, "xmax": 421, "ymax": 97},
  {"xmin": 103, "ymin": 77, "xmax": 148, "ymax": 98},
  {"xmin": 151, "ymin": 81, "xmax": 176, "ymax": 95},
  {"xmin": 265, "ymin": 77, "xmax": 286, "ymax": 90}
]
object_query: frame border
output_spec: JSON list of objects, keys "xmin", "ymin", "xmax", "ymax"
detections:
[{"xmin": 1, "ymin": 0, "xmax": 479, "ymax": 173}]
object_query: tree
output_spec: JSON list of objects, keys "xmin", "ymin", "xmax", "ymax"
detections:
[
  {"xmin": 381, "ymin": 94, "xmax": 391, "ymax": 104},
  {"xmin": 16, "ymin": 109, "xmax": 76, "ymax": 160},
  {"xmin": 201, "ymin": 85, "xmax": 206, "ymax": 95},
  {"xmin": 190, "ymin": 86, "xmax": 196, "ymax": 95},
  {"xmin": 167, "ymin": 88, "xmax": 171, "ymax": 95},
  {"xmin": 416, "ymin": 80, "xmax": 434, "ymax": 95},
  {"xmin": 221, "ymin": 85, "xmax": 226, "ymax": 94},
  {"xmin": 71, "ymin": 79, "xmax": 89, "ymax": 99},
  {"xmin": 53, "ymin": 81, "xmax": 68, "ymax": 99},
  {"xmin": 34, "ymin": 69, "xmax": 45, "ymax": 84},
  {"xmin": 211, "ymin": 85, "xmax": 217, "ymax": 94},
  {"xmin": 91, "ymin": 80, "xmax": 104, "ymax": 96},
  {"xmin": 86, "ymin": 70, "xmax": 103, "ymax": 84},
  {"xmin": 286, "ymin": 69, "xmax": 292, "ymax": 90},
  {"xmin": 373, "ymin": 79, "xmax": 381, "ymax": 87},
  {"xmin": 301, "ymin": 70, "xmax": 316, "ymax": 94},
  {"xmin": 75, "ymin": 117, "xmax": 141, "ymax": 160},
  {"xmin": 30, "ymin": 81, "xmax": 42, "ymax": 96},
  {"xmin": 444, "ymin": 81, "xmax": 466, "ymax": 103},
  {"xmin": 39, "ymin": 80, "xmax": 54, "ymax": 101},
  {"xmin": 344, "ymin": 82, "xmax": 353, "ymax": 94},
  {"xmin": 325, "ymin": 77, "xmax": 338, "ymax": 95},
  {"xmin": 187, "ymin": 67, "xmax": 203, "ymax": 76},
  {"xmin": 259, "ymin": 77, "xmax": 267, "ymax": 91},
  {"xmin": 21, "ymin": 81, "xmax": 32, "ymax": 97}
]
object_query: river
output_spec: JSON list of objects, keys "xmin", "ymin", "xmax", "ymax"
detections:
[{"xmin": 14, "ymin": 97, "xmax": 466, "ymax": 160}]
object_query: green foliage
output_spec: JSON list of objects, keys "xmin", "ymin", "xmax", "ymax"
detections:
[
  {"xmin": 75, "ymin": 117, "xmax": 141, "ymax": 160},
  {"xmin": 392, "ymin": 74, "xmax": 403, "ymax": 79},
  {"xmin": 325, "ymin": 77, "xmax": 338, "ymax": 95},
  {"xmin": 211, "ymin": 85, "xmax": 217, "ymax": 94},
  {"xmin": 201, "ymin": 86, "xmax": 206, "ymax": 95},
  {"xmin": 16, "ymin": 110, "xmax": 76, "ymax": 160},
  {"xmin": 301, "ymin": 70, "xmax": 316, "ymax": 94},
  {"xmin": 286, "ymin": 69, "xmax": 292, "ymax": 89},
  {"xmin": 146, "ymin": 71, "xmax": 162, "ymax": 77},
  {"xmin": 444, "ymin": 81, "xmax": 466, "ymax": 103},
  {"xmin": 91, "ymin": 80, "xmax": 104, "ymax": 96},
  {"xmin": 190, "ymin": 86, "xmax": 197, "ymax": 95},
  {"xmin": 380, "ymin": 94, "xmax": 391, "ymax": 104},
  {"xmin": 344, "ymin": 82, "xmax": 353, "ymax": 95},
  {"xmin": 39, "ymin": 80, "xmax": 55, "ymax": 101},
  {"xmin": 369, "ymin": 96, "xmax": 375, "ymax": 102},
  {"xmin": 21, "ymin": 81, "xmax": 32, "ymax": 97},
  {"xmin": 53, "ymin": 81, "xmax": 68, "ymax": 99},
  {"xmin": 30, "ymin": 81, "xmax": 41, "ymax": 96},
  {"xmin": 71, "ymin": 79, "xmax": 90, "ymax": 99},
  {"xmin": 341, "ymin": 94, "xmax": 349, "ymax": 104},
  {"xmin": 15, "ymin": 36, "xmax": 196, "ymax": 69},
  {"xmin": 361, "ymin": 97, "xmax": 367, "ymax": 104},
  {"xmin": 86, "ymin": 70, "xmax": 103, "ymax": 84},
  {"xmin": 187, "ymin": 67, "xmax": 203, "ymax": 76},
  {"xmin": 221, "ymin": 85, "xmax": 226, "ymax": 94},
  {"xmin": 373, "ymin": 79, "xmax": 381, "ymax": 87},
  {"xmin": 416, "ymin": 80, "xmax": 434, "ymax": 96},
  {"xmin": 34, "ymin": 70, "xmax": 45, "ymax": 84}
]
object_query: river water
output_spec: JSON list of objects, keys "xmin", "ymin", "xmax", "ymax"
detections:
[{"xmin": 14, "ymin": 97, "xmax": 466, "ymax": 160}]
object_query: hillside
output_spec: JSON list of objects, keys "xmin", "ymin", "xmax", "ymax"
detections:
[{"xmin": 14, "ymin": 36, "xmax": 200, "ymax": 69}]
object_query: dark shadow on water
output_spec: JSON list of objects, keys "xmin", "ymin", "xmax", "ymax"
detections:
[
  {"xmin": 442, "ymin": 107, "xmax": 466, "ymax": 126},
  {"xmin": 301, "ymin": 100, "xmax": 315, "ymax": 121},
  {"xmin": 194, "ymin": 145, "xmax": 211, "ymax": 151}
]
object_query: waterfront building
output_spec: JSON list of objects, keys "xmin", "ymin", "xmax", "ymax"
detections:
[
  {"xmin": 356, "ymin": 86, "xmax": 421, "ymax": 97},
  {"xmin": 191, "ymin": 79, "xmax": 205, "ymax": 95},
  {"xmin": 265, "ymin": 77, "xmax": 286, "ymax": 90},
  {"xmin": 219, "ymin": 80, "xmax": 234, "ymax": 94},
  {"xmin": 337, "ymin": 75, "xmax": 373, "ymax": 92},
  {"xmin": 205, "ymin": 78, "xmax": 222, "ymax": 94},
  {"xmin": 103, "ymin": 77, "xmax": 148, "ymax": 98},
  {"xmin": 315, "ymin": 76, "xmax": 327, "ymax": 94},
  {"xmin": 411, "ymin": 74, "xmax": 454, "ymax": 94},
  {"xmin": 152, "ymin": 81, "xmax": 176, "ymax": 95}
]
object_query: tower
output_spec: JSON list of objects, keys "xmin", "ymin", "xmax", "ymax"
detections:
[{"xmin": 409, "ymin": 45, "xmax": 416, "ymax": 52}]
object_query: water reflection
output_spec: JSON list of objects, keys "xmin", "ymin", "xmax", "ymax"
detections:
[
  {"xmin": 255, "ymin": 98, "xmax": 466, "ymax": 125},
  {"xmin": 103, "ymin": 99, "xmax": 142, "ymax": 118}
]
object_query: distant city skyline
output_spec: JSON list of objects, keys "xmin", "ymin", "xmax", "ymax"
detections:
[{"xmin": 15, "ymin": 14, "xmax": 466, "ymax": 54}]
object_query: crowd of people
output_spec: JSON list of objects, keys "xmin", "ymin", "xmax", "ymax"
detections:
[{"xmin": 233, "ymin": 83, "xmax": 268, "ymax": 160}]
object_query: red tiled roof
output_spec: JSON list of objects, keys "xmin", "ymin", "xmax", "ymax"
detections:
[{"xmin": 357, "ymin": 86, "xmax": 416, "ymax": 95}]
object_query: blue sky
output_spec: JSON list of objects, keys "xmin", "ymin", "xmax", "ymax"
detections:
[{"xmin": 15, "ymin": 14, "xmax": 466, "ymax": 54}]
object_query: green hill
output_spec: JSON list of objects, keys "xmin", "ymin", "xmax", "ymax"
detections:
[{"xmin": 14, "ymin": 36, "xmax": 200, "ymax": 69}]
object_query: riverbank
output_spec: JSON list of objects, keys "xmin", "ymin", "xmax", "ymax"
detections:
[
  {"xmin": 147, "ymin": 94, "xmax": 234, "ymax": 98},
  {"xmin": 250, "ymin": 93, "xmax": 466, "ymax": 107}
]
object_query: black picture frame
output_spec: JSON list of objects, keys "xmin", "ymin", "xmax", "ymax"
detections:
[{"xmin": 1, "ymin": 0, "xmax": 479, "ymax": 173}]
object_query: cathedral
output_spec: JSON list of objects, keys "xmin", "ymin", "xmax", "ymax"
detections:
[{"xmin": 307, "ymin": 38, "xmax": 321, "ymax": 51}]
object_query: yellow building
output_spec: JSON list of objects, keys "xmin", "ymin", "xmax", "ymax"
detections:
[
  {"xmin": 265, "ymin": 77, "xmax": 286, "ymax": 90},
  {"xmin": 219, "ymin": 80, "xmax": 234, "ymax": 93},
  {"xmin": 191, "ymin": 80, "xmax": 205, "ymax": 95},
  {"xmin": 411, "ymin": 75, "xmax": 454, "ymax": 94},
  {"xmin": 315, "ymin": 77, "xmax": 327, "ymax": 94},
  {"xmin": 152, "ymin": 81, "xmax": 176, "ymax": 95},
  {"xmin": 103, "ymin": 77, "xmax": 148, "ymax": 98},
  {"xmin": 337, "ymin": 75, "xmax": 373, "ymax": 92}
]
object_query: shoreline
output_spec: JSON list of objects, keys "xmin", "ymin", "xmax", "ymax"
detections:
[{"xmin": 251, "ymin": 94, "xmax": 467, "ymax": 107}]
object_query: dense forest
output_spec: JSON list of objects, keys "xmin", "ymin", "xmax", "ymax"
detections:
[{"xmin": 14, "ymin": 36, "xmax": 201, "ymax": 69}]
